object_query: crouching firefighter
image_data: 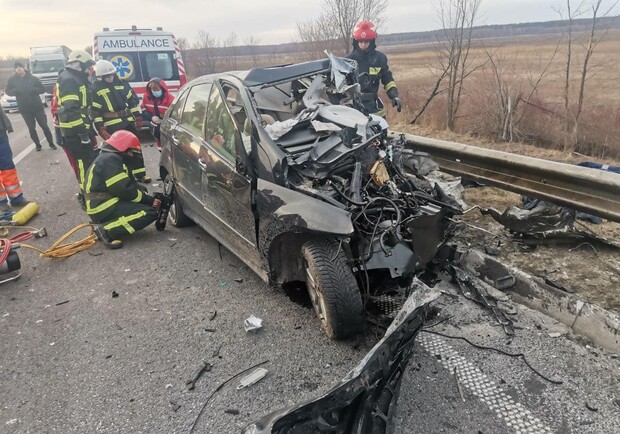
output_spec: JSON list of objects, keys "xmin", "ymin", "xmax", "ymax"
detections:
[{"xmin": 83, "ymin": 130, "xmax": 161, "ymax": 249}]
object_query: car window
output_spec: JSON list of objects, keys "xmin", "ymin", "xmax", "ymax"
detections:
[
  {"xmin": 179, "ymin": 83, "xmax": 212, "ymax": 137},
  {"xmin": 205, "ymin": 85, "xmax": 242, "ymax": 163},
  {"xmin": 141, "ymin": 52, "xmax": 178, "ymax": 81},
  {"xmin": 221, "ymin": 84, "xmax": 252, "ymax": 155},
  {"xmin": 168, "ymin": 87, "xmax": 190, "ymax": 122}
]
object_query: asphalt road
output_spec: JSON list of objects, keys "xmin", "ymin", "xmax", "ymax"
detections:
[{"xmin": 0, "ymin": 109, "xmax": 618, "ymax": 433}]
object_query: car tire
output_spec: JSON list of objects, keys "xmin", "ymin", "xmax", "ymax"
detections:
[
  {"xmin": 165, "ymin": 176, "xmax": 194, "ymax": 228},
  {"xmin": 302, "ymin": 239, "xmax": 364, "ymax": 340}
]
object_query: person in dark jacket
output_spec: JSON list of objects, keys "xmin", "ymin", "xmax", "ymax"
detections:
[
  {"xmin": 346, "ymin": 21, "xmax": 401, "ymax": 118},
  {"xmin": 91, "ymin": 60, "xmax": 150, "ymax": 183},
  {"xmin": 83, "ymin": 130, "xmax": 160, "ymax": 249},
  {"xmin": 0, "ymin": 110, "xmax": 29, "ymax": 211},
  {"xmin": 56, "ymin": 50, "xmax": 97, "ymax": 190},
  {"xmin": 5, "ymin": 61, "xmax": 56, "ymax": 151},
  {"xmin": 141, "ymin": 77, "xmax": 175, "ymax": 150}
]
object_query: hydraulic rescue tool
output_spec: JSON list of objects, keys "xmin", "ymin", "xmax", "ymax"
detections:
[{"xmin": 154, "ymin": 180, "xmax": 174, "ymax": 231}]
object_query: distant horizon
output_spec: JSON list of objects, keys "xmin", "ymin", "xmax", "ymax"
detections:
[
  {"xmin": 1, "ymin": 0, "xmax": 611, "ymax": 57},
  {"xmin": 2, "ymin": 14, "xmax": 618, "ymax": 61}
]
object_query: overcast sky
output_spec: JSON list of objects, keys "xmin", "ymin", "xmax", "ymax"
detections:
[{"xmin": 0, "ymin": 0, "xmax": 605, "ymax": 58}]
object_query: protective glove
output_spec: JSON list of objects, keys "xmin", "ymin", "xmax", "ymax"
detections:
[
  {"xmin": 392, "ymin": 97, "xmax": 402, "ymax": 113},
  {"xmin": 135, "ymin": 117, "xmax": 143, "ymax": 130},
  {"xmin": 152, "ymin": 198, "xmax": 162, "ymax": 210},
  {"xmin": 78, "ymin": 133, "xmax": 91, "ymax": 145},
  {"xmin": 151, "ymin": 116, "xmax": 161, "ymax": 125},
  {"xmin": 98, "ymin": 127, "xmax": 111, "ymax": 140}
]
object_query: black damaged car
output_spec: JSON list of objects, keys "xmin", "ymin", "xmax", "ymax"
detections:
[{"xmin": 159, "ymin": 54, "xmax": 460, "ymax": 339}]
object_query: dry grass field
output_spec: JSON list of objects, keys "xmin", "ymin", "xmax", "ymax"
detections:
[{"xmin": 384, "ymin": 29, "xmax": 620, "ymax": 161}]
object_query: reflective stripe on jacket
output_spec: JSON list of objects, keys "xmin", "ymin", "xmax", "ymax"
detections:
[
  {"xmin": 83, "ymin": 150, "xmax": 154, "ymax": 218},
  {"xmin": 91, "ymin": 78, "xmax": 140, "ymax": 131},
  {"xmin": 57, "ymin": 68, "xmax": 91, "ymax": 137}
]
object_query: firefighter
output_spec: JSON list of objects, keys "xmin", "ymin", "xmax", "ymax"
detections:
[
  {"xmin": 140, "ymin": 77, "xmax": 175, "ymax": 151},
  {"xmin": 56, "ymin": 49, "xmax": 97, "ymax": 195},
  {"xmin": 347, "ymin": 21, "xmax": 402, "ymax": 117},
  {"xmin": 84, "ymin": 130, "xmax": 161, "ymax": 249},
  {"xmin": 91, "ymin": 60, "xmax": 151, "ymax": 183}
]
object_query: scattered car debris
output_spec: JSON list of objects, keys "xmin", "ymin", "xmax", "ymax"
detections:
[
  {"xmin": 112, "ymin": 291, "xmax": 119, "ymax": 298},
  {"xmin": 87, "ymin": 251, "xmax": 103, "ymax": 257},
  {"xmin": 169, "ymin": 400, "xmax": 181, "ymax": 412},
  {"xmin": 213, "ymin": 344, "xmax": 223, "ymax": 358},
  {"xmin": 447, "ymin": 264, "xmax": 515, "ymax": 335},
  {"xmin": 244, "ymin": 315, "xmax": 263, "ymax": 332},
  {"xmin": 187, "ymin": 361, "xmax": 213, "ymax": 391},
  {"xmin": 237, "ymin": 368, "xmax": 269, "ymax": 390},
  {"xmin": 548, "ymin": 332, "xmax": 563, "ymax": 338},
  {"xmin": 495, "ymin": 275, "xmax": 516, "ymax": 291},
  {"xmin": 189, "ymin": 360, "xmax": 270, "ymax": 433},
  {"xmin": 544, "ymin": 278, "xmax": 577, "ymax": 294},
  {"xmin": 204, "ymin": 328, "xmax": 216, "ymax": 333},
  {"xmin": 585, "ymin": 402, "xmax": 599, "ymax": 412},
  {"xmin": 225, "ymin": 409, "xmax": 240, "ymax": 415},
  {"xmin": 55, "ymin": 300, "xmax": 69, "ymax": 306},
  {"xmin": 208, "ymin": 311, "xmax": 217, "ymax": 321},
  {"xmin": 243, "ymin": 282, "xmax": 439, "ymax": 433},
  {"xmin": 217, "ymin": 282, "xmax": 228, "ymax": 287},
  {"xmin": 480, "ymin": 199, "xmax": 620, "ymax": 250},
  {"xmin": 454, "ymin": 367, "xmax": 466, "ymax": 402},
  {"xmin": 234, "ymin": 278, "xmax": 244, "ymax": 283}
]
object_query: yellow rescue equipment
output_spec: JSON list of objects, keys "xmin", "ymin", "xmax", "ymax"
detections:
[{"xmin": 12, "ymin": 202, "xmax": 39, "ymax": 225}]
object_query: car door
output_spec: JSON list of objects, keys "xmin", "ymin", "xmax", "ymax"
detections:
[
  {"xmin": 167, "ymin": 83, "xmax": 212, "ymax": 216},
  {"xmin": 200, "ymin": 82, "xmax": 260, "ymax": 267}
]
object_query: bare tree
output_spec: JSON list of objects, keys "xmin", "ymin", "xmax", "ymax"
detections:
[
  {"xmin": 411, "ymin": 0, "xmax": 482, "ymax": 130},
  {"xmin": 297, "ymin": 0, "xmax": 389, "ymax": 57},
  {"xmin": 191, "ymin": 30, "xmax": 219, "ymax": 75},
  {"xmin": 176, "ymin": 37, "xmax": 190, "ymax": 52},
  {"xmin": 557, "ymin": 0, "xmax": 619, "ymax": 151},
  {"xmin": 483, "ymin": 43, "xmax": 560, "ymax": 143},
  {"xmin": 243, "ymin": 36, "xmax": 261, "ymax": 67},
  {"xmin": 223, "ymin": 32, "xmax": 239, "ymax": 70}
]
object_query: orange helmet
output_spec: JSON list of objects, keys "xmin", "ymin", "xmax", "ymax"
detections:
[
  {"xmin": 106, "ymin": 130, "xmax": 141, "ymax": 153},
  {"xmin": 353, "ymin": 21, "xmax": 377, "ymax": 41}
]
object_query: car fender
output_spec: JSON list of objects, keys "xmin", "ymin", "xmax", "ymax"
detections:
[{"xmin": 256, "ymin": 179, "xmax": 354, "ymax": 284}]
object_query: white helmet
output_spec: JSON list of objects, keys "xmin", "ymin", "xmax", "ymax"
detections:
[{"xmin": 95, "ymin": 60, "xmax": 117, "ymax": 78}]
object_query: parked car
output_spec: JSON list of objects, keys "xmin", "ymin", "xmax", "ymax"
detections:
[
  {"xmin": 1, "ymin": 91, "xmax": 47, "ymax": 112},
  {"xmin": 159, "ymin": 54, "xmax": 459, "ymax": 339}
]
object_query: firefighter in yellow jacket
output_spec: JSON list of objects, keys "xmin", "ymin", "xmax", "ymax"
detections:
[
  {"xmin": 56, "ymin": 50, "xmax": 97, "ymax": 189},
  {"xmin": 91, "ymin": 60, "xmax": 151, "ymax": 183},
  {"xmin": 84, "ymin": 130, "xmax": 160, "ymax": 249}
]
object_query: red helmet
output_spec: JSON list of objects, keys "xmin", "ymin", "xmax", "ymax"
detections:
[
  {"xmin": 353, "ymin": 21, "xmax": 377, "ymax": 41},
  {"xmin": 106, "ymin": 130, "xmax": 141, "ymax": 153}
]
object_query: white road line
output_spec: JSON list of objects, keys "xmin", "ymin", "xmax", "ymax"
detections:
[
  {"xmin": 420, "ymin": 333, "xmax": 553, "ymax": 433},
  {"xmin": 14, "ymin": 139, "xmax": 47, "ymax": 165}
]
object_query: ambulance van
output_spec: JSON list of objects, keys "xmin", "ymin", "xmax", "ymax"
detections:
[{"xmin": 93, "ymin": 26, "xmax": 187, "ymax": 102}]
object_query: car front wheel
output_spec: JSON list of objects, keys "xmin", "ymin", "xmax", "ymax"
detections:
[{"xmin": 302, "ymin": 239, "xmax": 364, "ymax": 340}]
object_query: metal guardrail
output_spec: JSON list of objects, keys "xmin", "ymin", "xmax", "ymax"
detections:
[{"xmin": 389, "ymin": 132, "xmax": 620, "ymax": 223}]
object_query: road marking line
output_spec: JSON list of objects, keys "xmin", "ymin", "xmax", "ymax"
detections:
[
  {"xmin": 14, "ymin": 139, "xmax": 48, "ymax": 165},
  {"xmin": 420, "ymin": 334, "xmax": 553, "ymax": 433}
]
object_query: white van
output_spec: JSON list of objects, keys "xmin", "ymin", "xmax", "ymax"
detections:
[{"xmin": 93, "ymin": 26, "xmax": 187, "ymax": 102}]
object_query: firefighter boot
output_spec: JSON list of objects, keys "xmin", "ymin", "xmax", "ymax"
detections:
[{"xmin": 94, "ymin": 225, "xmax": 123, "ymax": 250}]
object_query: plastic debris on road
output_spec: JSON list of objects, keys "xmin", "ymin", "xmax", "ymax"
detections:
[
  {"xmin": 237, "ymin": 368, "xmax": 269, "ymax": 389},
  {"xmin": 244, "ymin": 315, "xmax": 263, "ymax": 332}
]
